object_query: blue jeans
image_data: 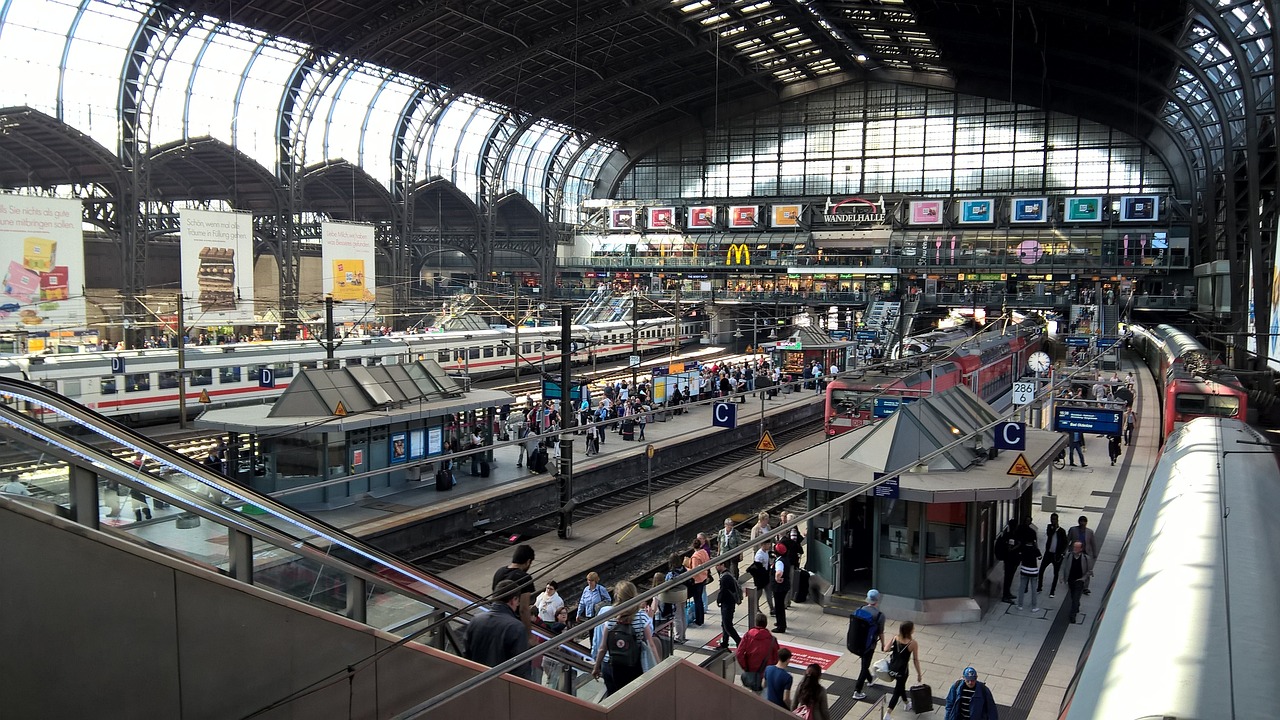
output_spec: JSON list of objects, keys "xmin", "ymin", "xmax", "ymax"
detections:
[{"xmin": 1069, "ymin": 443, "xmax": 1085, "ymax": 465}]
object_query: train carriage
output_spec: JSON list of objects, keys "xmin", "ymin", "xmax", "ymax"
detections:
[
  {"xmin": 1061, "ymin": 417, "xmax": 1280, "ymax": 719},
  {"xmin": 1128, "ymin": 323, "xmax": 1247, "ymax": 439},
  {"xmin": 0, "ymin": 317, "xmax": 706, "ymax": 423},
  {"xmin": 825, "ymin": 317, "xmax": 1043, "ymax": 435}
]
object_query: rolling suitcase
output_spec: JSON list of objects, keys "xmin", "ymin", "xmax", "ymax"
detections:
[
  {"xmin": 907, "ymin": 684, "xmax": 933, "ymax": 713},
  {"xmin": 435, "ymin": 467, "xmax": 453, "ymax": 491},
  {"xmin": 793, "ymin": 568, "xmax": 810, "ymax": 602},
  {"xmin": 480, "ymin": 460, "xmax": 491, "ymax": 478},
  {"xmin": 620, "ymin": 419, "xmax": 635, "ymax": 441}
]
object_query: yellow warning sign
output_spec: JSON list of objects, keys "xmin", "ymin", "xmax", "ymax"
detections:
[
  {"xmin": 1007, "ymin": 453, "xmax": 1035, "ymax": 478},
  {"xmin": 756, "ymin": 431, "xmax": 777, "ymax": 453},
  {"xmin": 334, "ymin": 401, "xmax": 348, "ymax": 416},
  {"xmin": 197, "ymin": 389, "xmax": 211, "ymax": 404}
]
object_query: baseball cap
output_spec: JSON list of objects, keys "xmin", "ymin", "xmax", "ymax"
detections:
[
  {"xmin": 963, "ymin": 667, "xmax": 978, "ymax": 680},
  {"xmin": 775, "ymin": 542, "xmax": 788, "ymax": 555},
  {"xmin": 867, "ymin": 589, "xmax": 881, "ymax": 603}
]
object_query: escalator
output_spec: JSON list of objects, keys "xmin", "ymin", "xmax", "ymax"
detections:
[{"xmin": 0, "ymin": 377, "xmax": 594, "ymax": 668}]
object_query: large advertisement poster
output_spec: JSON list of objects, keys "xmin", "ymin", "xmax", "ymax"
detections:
[
  {"xmin": 321, "ymin": 221, "xmax": 376, "ymax": 322},
  {"xmin": 180, "ymin": 209, "xmax": 254, "ymax": 325},
  {"xmin": 0, "ymin": 195, "xmax": 86, "ymax": 330}
]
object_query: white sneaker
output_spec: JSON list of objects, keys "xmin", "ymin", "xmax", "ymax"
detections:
[
  {"xmin": 1016, "ymin": 605, "xmax": 1024, "ymax": 610},
  {"xmin": 852, "ymin": 691, "xmax": 867, "ymax": 700},
  {"xmin": 1032, "ymin": 607, "xmax": 1041, "ymax": 612}
]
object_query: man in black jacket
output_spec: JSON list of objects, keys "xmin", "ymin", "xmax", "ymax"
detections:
[
  {"xmin": 995, "ymin": 518, "xmax": 1020, "ymax": 603},
  {"xmin": 464, "ymin": 579, "xmax": 531, "ymax": 679},
  {"xmin": 1037, "ymin": 513, "xmax": 1069, "ymax": 597}
]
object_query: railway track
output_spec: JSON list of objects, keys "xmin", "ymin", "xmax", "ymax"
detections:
[{"xmin": 411, "ymin": 416, "xmax": 823, "ymax": 576}]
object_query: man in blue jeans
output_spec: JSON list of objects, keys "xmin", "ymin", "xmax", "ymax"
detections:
[{"xmin": 1067, "ymin": 430, "xmax": 1087, "ymax": 467}]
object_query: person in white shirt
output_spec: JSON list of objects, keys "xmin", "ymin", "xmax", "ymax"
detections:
[
  {"xmin": 535, "ymin": 580, "xmax": 565, "ymax": 624},
  {"xmin": 2, "ymin": 479, "xmax": 31, "ymax": 495}
]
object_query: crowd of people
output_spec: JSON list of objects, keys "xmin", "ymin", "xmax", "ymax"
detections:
[{"xmin": 454, "ymin": 503, "xmax": 1020, "ymax": 720}]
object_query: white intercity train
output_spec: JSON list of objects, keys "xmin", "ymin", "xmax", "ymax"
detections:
[
  {"xmin": 0, "ymin": 317, "xmax": 706, "ymax": 423},
  {"xmin": 1060, "ymin": 416, "xmax": 1280, "ymax": 720}
]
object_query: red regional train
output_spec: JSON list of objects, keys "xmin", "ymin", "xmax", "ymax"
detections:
[
  {"xmin": 1127, "ymin": 323, "xmax": 1247, "ymax": 440},
  {"xmin": 824, "ymin": 317, "xmax": 1044, "ymax": 435}
]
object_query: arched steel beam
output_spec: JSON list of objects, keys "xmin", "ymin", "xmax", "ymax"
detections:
[{"xmin": 1187, "ymin": 0, "xmax": 1268, "ymax": 366}]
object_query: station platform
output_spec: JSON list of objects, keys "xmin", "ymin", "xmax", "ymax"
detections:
[
  {"xmin": 104, "ymin": 384, "xmax": 823, "ymax": 564},
  {"xmin": 428, "ymin": 353, "xmax": 1161, "ymax": 719}
]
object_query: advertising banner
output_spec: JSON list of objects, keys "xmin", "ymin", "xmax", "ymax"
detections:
[
  {"xmin": 770, "ymin": 204, "xmax": 801, "ymax": 228},
  {"xmin": 687, "ymin": 205, "xmax": 716, "ymax": 230},
  {"xmin": 1011, "ymin": 197, "xmax": 1048, "ymax": 223},
  {"xmin": 909, "ymin": 200, "xmax": 943, "ymax": 225},
  {"xmin": 1065, "ymin": 196, "xmax": 1103, "ymax": 222},
  {"xmin": 0, "ymin": 195, "xmax": 86, "ymax": 330},
  {"xmin": 180, "ymin": 209, "xmax": 254, "ymax": 325},
  {"xmin": 647, "ymin": 207, "xmax": 675, "ymax": 229},
  {"xmin": 321, "ymin": 221, "xmax": 376, "ymax": 322},
  {"xmin": 958, "ymin": 199, "xmax": 994, "ymax": 224},
  {"xmin": 728, "ymin": 205, "xmax": 759, "ymax": 229}
]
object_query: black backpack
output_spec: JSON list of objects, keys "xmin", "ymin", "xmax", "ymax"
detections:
[
  {"xmin": 846, "ymin": 606, "xmax": 880, "ymax": 657},
  {"xmin": 607, "ymin": 621, "xmax": 641, "ymax": 668}
]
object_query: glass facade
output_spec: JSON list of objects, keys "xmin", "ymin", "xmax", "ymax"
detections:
[
  {"xmin": 0, "ymin": 0, "xmax": 614, "ymax": 219},
  {"xmin": 617, "ymin": 82, "xmax": 1173, "ymax": 199}
]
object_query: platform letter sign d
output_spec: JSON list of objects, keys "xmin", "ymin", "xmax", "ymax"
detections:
[
  {"xmin": 712, "ymin": 401, "xmax": 737, "ymax": 429},
  {"xmin": 259, "ymin": 367, "xmax": 275, "ymax": 388},
  {"xmin": 110, "ymin": 357, "xmax": 125, "ymax": 374}
]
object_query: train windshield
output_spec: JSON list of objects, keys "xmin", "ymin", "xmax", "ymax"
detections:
[
  {"xmin": 830, "ymin": 388, "xmax": 873, "ymax": 414},
  {"xmin": 1174, "ymin": 393, "xmax": 1240, "ymax": 417}
]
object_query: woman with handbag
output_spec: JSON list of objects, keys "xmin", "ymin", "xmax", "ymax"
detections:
[{"xmin": 883, "ymin": 621, "xmax": 923, "ymax": 717}]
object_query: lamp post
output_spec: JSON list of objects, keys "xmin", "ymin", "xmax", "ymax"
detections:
[
  {"xmin": 538, "ymin": 302, "xmax": 547, "ymax": 379},
  {"xmin": 630, "ymin": 288, "xmax": 639, "ymax": 392}
]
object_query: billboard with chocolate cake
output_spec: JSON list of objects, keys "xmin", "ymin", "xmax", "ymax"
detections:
[
  {"xmin": 0, "ymin": 195, "xmax": 86, "ymax": 330},
  {"xmin": 180, "ymin": 209, "xmax": 254, "ymax": 325},
  {"xmin": 321, "ymin": 221, "xmax": 376, "ymax": 321}
]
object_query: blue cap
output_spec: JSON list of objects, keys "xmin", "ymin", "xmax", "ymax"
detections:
[
  {"xmin": 867, "ymin": 589, "xmax": 881, "ymax": 603},
  {"xmin": 963, "ymin": 667, "xmax": 978, "ymax": 680}
]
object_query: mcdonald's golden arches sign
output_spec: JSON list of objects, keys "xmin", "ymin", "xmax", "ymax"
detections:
[{"xmin": 725, "ymin": 243, "xmax": 751, "ymax": 265}]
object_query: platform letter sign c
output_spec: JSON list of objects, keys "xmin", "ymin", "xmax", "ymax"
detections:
[
  {"xmin": 993, "ymin": 421, "xmax": 1025, "ymax": 451},
  {"xmin": 110, "ymin": 357, "xmax": 125, "ymax": 374},
  {"xmin": 259, "ymin": 367, "xmax": 275, "ymax": 388},
  {"xmin": 712, "ymin": 401, "xmax": 737, "ymax": 429}
]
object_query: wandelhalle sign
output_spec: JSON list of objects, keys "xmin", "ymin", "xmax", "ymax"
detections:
[{"xmin": 814, "ymin": 196, "xmax": 887, "ymax": 227}]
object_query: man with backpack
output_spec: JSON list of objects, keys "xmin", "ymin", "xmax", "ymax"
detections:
[
  {"xmin": 715, "ymin": 561, "xmax": 743, "ymax": 649},
  {"xmin": 735, "ymin": 613, "xmax": 779, "ymax": 693},
  {"xmin": 848, "ymin": 589, "xmax": 886, "ymax": 700}
]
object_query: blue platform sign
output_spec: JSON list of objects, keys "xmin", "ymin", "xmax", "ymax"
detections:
[
  {"xmin": 712, "ymin": 401, "xmax": 737, "ymax": 429},
  {"xmin": 110, "ymin": 357, "xmax": 126, "ymax": 374},
  {"xmin": 993, "ymin": 421, "xmax": 1025, "ymax": 451},
  {"xmin": 856, "ymin": 330, "xmax": 879, "ymax": 341},
  {"xmin": 872, "ymin": 396, "xmax": 917, "ymax": 418},
  {"xmin": 541, "ymin": 380, "xmax": 589, "ymax": 403},
  {"xmin": 829, "ymin": 330, "xmax": 851, "ymax": 341},
  {"xmin": 1065, "ymin": 336, "xmax": 1091, "ymax": 348},
  {"xmin": 650, "ymin": 367, "xmax": 669, "ymax": 377},
  {"xmin": 871, "ymin": 471, "xmax": 899, "ymax": 499},
  {"xmin": 1098, "ymin": 336, "xmax": 1122, "ymax": 349},
  {"xmin": 1053, "ymin": 406, "xmax": 1123, "ymax": 434},
  {"xmin": 258, "ymin": 367, "xmax": 275, "ymax": 388}
]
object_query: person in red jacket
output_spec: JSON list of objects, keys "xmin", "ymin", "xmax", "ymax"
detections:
[{"xmin": 734, "ymin": 613, "xmax": 779, "ymax": 693}]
